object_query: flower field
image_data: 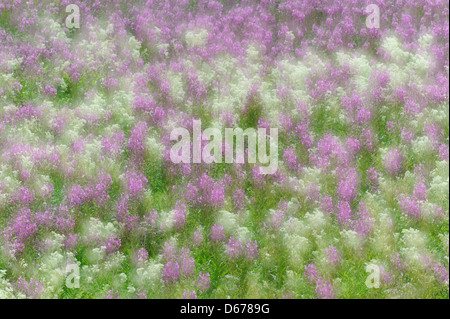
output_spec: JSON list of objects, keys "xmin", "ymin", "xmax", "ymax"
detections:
[{"xmin": 0, "ymin": 0, "xmax": 448, "ymax": 299}]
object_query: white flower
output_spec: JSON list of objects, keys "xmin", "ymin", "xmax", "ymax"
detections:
[
  {"xmin": 0, "ymin": 270, "xmax": 25, "ymax": 299},
  {"xmin": 119, "ymin": 273, "xmax": 127, "ymax": 284},
  {"xmin": 429, "ymin": 161, "xmax": 449, "ymax": 204},
  {"xmin": 235, "ymin": 226, "xmax": 251, "ymax": 243},
  {"xmin": 166, "ymin": 71, "xmax": 185, "ymax": 103},
  {"xmin": 412, "ymin": 136, "xmax": 434, "ymax": 159},
  {"xmin": 127, "ymin": 286, "xmax": 136, "ymax": 295},
  {"xmin": 83, "ymin": 217, "xmax": 118, "ymax": 240},
  {"xmin": 133, "ymin": 260, "xmax": 164, "ymax": 288},
  {"xmin": 408, "ymin": 53, "xmax": 429, "ymax": 76},
  {"xmin": 128, "ymin": 35, "xmax": 142, "ymax": 60},
  {"xmin": 159, "ymin": 209, "xmax": 175, "ymax": 232}
]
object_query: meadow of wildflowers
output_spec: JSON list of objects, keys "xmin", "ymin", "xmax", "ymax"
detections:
[{"xmin": 0, "ymin": 0, "xmax": 448, "ymax": 300}]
